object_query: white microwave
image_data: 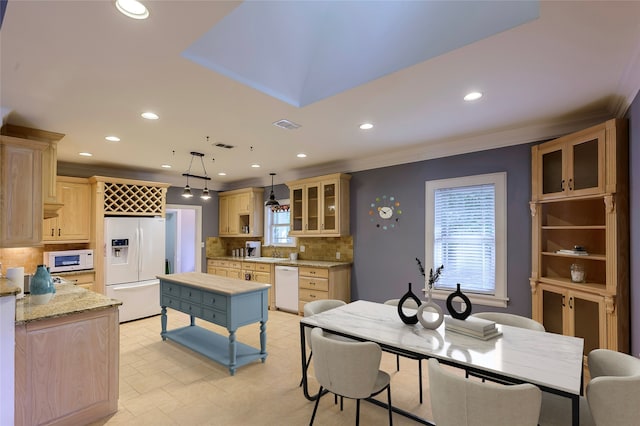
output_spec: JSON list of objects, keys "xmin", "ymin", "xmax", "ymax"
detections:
[{"xmin": 44, "ymin": 249, "xmax": 94, "ymax": 273}]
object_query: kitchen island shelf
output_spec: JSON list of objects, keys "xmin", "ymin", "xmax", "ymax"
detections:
[{"xmin": 163, "ymin": 326, "xmax": 265, "ymax": 371}]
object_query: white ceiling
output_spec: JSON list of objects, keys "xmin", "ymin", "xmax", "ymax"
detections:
[{"xmin": 1, "ymin": 1, "xmax": 639, "ymax": 191}]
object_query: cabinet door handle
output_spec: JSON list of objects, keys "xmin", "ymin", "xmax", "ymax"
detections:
[
  {"xmin": 561, "ymin": 295, "xmax": 565, "ymax": 307},
  {"xmin": 50, "ymin": 228, "xmax": 55, "ymax": 237},
  {"xmin": 561, "ymin": 179, "xmax": 565, "ymax": 191},
  {"xmin": 57, "ymin": 228, "xmax": 61, "ymax": 236},
  {"xmin": 568, "ymin": 178, "xmax": 573, "ymax": 191},
  {"xmin": 569, "ymin": 297, "xmax": 573, "ymax": 309}
]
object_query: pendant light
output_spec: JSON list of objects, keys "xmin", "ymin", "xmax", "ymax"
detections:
[
  {"xmin": 265, "ymin": 173, "xmax": 279, "ymax": 207},
  {"xmin": 181, "ymin": 147, "xmax": 212, "ymax": 200}
]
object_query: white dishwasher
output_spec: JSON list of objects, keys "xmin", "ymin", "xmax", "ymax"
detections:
[{"xmin": 275, "ymin": 266, "xmax": 298, "ymax": 313}]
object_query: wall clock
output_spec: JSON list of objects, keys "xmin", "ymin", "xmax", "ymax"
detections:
[{"xmin": 369, "ymin": 195, "xmax": 402, "ymax": 230}]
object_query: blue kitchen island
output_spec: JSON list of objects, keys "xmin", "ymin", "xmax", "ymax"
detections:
[{"xmin": 158, "ymin": 272, "xmax": 270, "ymax": 375}]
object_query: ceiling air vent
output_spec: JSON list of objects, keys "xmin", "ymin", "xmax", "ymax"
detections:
[
  {"xmin": 215, "ymin": 143, "xmax": 235, "ymax": 149},
  {"xmin": 273, "ymin": 119, "xmax": 301, "ymax": 130}
]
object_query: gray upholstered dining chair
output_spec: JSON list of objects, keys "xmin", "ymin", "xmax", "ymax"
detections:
[
  {"xmin": 300, "ymin": 299, "xmax": 348, "ymax": 387},
  {"xmin": 309, "ymin": 327, "xmax": 393, "ymax": 426},
  {"xmin": 428, "ymin": 358, "xmax": 541, "ymax": 426},
  {"xmin": 384, "ymin": 298, "xmax": 425, "ymax": 403},
  {"xmin": 470, "ymin": 312, "xmax": 545, "ymax": 332},
  {"xmin": 586, "ymin": 349, "xmax": 640, "ymax": 426}
]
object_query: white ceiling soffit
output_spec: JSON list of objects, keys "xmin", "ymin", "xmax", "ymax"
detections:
[{"xmin": 183, "ymin": 1, "xmax": 539, "ymax": 107}]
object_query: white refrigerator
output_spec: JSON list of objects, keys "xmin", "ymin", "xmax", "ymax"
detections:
[{"xmin": 104, "ymin": 217, "xmax": 165, "ymax": 322}]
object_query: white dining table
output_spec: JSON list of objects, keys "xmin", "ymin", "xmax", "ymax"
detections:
[{"xmin": 300, "ymin": 300, "xmax": 584, "ymax": 426}]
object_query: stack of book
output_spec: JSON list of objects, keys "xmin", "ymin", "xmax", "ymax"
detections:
[
  {"xmin": 445, "ymin": 316, "xmax": 502, "ymax": 340},
  {"xmin": 556, "ymin": 247, "xmax": 589, "ymax": 256}
]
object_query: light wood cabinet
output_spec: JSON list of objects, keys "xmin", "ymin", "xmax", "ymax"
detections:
[
  {"xmin": 60, "ymin": 271, "xmax": 95, "ymax": 291},
  {"xmin": 207, "ymin": 259, "xmax": 274, "ymax": 308},
  {"xmin": 287, "ymin": 173, "xmax": 351, "ymax": 237},
  {"xmin": 0, "ymin": 135, "xmax": 48, "ymax": 248},
  {"xmin": 0, "ymin": 124, "xmax": 65, "ymax": 218},
  {"xmin": 532, "ymin": 119, "xmax": 624, "ymax": 201},
  {"xmin": 297, "ymin": 265, "xmax": 351, "ymax": 315},
  {"xmin": 530, "ymin": 118, "xmax": 629, "ymax": 355},
  {"xmin": 43, "ymin": 177, "xmax": 91, "ymax": 242},
  {"xmin": 15, "ymin": 306, "xmax": 119, "ymax": 425},
  {"xmin": 218, "ymin": 187, "xmax": 264, "ymax": 237}
]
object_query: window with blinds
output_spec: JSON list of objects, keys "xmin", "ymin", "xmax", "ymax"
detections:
[
  {"xmin": 425, "ymin": 172, "xmax": 507, "ymax": 307},
  {"xmin": 433, "ymin": 184, "xmax": 495, "ymax": 294}
]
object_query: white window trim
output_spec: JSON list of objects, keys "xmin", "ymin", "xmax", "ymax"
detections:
[
  {"xmin": 264, "ymin": 199, "xmax": 297, "ymax": 247},
  {"xmin": 424, "ymin": 172, "xmax": 508, "ymax": 308}
]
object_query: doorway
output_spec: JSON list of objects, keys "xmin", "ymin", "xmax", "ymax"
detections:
[{"xmin": 165, "ymin": 204, "xmax": 202, "ymax": 273}]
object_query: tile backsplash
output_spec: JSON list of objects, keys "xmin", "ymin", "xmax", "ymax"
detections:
[
  {"xmin": 0, "ymin": 243, "xmax": 91, "ymax": 276},
  {"xmin": 206, "ymin": 236, "xmax": 353, "ymax": 262}
]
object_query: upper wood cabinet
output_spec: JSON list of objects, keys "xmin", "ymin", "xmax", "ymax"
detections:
[
  {"xmin": 1, "ymin": 124, "xmax": 65, "ymax": 218},
  {"xmin": 0, "ymin": 135, "xmax": 48, "ymax": 247},
  {"xmin": 43, "ymin": 177, "xmax": 91, "ymax": 243},
  {"xmin": 287, "ymin": 173, "xmax": 351, "ymax": 237},
  {"xmin": 218, "ymin": 187, "xmax": 264, "ymax": 237},
  {"xmin": 532, "ymin": 119, "xmax": 625, "ymax": 201}
]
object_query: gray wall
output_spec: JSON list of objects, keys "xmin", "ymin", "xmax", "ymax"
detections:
[
  {"xmin": 350, "ymin": 143, "xmax": 533, "ymax": 316},
  {"xmin": 628, "ymin": 90, "xmax": 639, "ymax": 357}
]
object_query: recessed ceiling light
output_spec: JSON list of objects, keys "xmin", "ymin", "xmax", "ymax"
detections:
[
  {"xmin": 141, "ymin": 112, "xmax": 159, "ymax": 120},
  {"xmin": 297, "ymin": 153, "xmax": 307, "ymax": 158},
  {"xmin": 79, "ymin": 152, "xmax": 93, "ymax": 157},
  {"xmin": 359, "ymin": 123, "xmax": 374, "ymax": 130},
  {"xmin": 105, "ymin": 136, "xmax": 120, "ymax": 142},
  {"xmin": 115, "ymin": 0, "xmax": 149, "ymax": 20},
  {"xmin": 251, "ymin": 164, "xmax": 261, "ymax": 168},
  {"xmin": 161, "ymin": 164, "xmax": 171, "ymax": 169},
  {"xmin": 464, "ymin": 91, "xmax": 483, "ymax": 101},
  {"xmin": 218, "ymin": 172, "xmax": 227, "ymax": 176}
]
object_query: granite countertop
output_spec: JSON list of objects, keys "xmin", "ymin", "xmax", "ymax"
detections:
[
  {"xmin": 16, "ymin": 284, "xmax": 122, "ymax": 324},
  {"xmin": 208, "ymin": 256, "xmax": 352, "ymax": 268},
  {"xmin": 0, "ymin": 277, "xmax": 20, "ymax": 297},
  {"xmin": 52, "ymin": 269, "xmax": 96, "ymax": 277}
]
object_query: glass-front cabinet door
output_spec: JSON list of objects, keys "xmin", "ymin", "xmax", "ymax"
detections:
[
  {"xmin": 538, "ymin": 283, "xmax": 606, "ymax": 357},
  {"xmin": 567, "ymin": 129, "xmax": 605, "ymax": 197},
  {"xmin": 306, "ymin": 184, "xmax": 320, "ymax": 232},
  {"xmin": 291, "ymin": 186, "xmax": 304, "ymax": 232},
  {"xmin": 321, "ymin": 181, "xmax": 337, "ymax": 233},
  {"xmin": 536, "ymin": 127, "xmax": 605, "ymax": 200}
]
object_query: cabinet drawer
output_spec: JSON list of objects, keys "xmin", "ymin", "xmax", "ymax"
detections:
[
  {"xmin": 253, "ymin": 271, "xmax": 271, "ymax": 284},
  {"xmin": 299, "ymin": 267, "xmax": 329, "ymax": 279},
  {"xmin": 255, "ymin": 263, "xmax": 271, "ymax": 273},
  {"xmin": 202, "ymin": 293, "xmax": 227, "ymax": 312},
  {"xmin": 228, "ymin": 269, "xmax": 243, "ymax": 280},
  {"xmin": 201, "ymin": 308, "xmax": 228, "ymax": 327},
  {"xmin": 180, "ymin": 286, "xmax": 203, "ymax": 303},
  {"xmin": 161, "ymin": 294, "xmax": 180, "ymax": 309},
  {"xmin": 228, "ymin": 261, "xmax": 243, "ymax": 269},
  {"xmin": 299, "ymin": 288, "xmax": 328, "ymax": 302},
  {"xmin": 69, "ymin": 273, "xmax": 94, "ymax": 285},
  {"xmin": 242, "ymin": 262, "xmax": 256, "ymax": 271},
  {"xmin": 180, "ymin": 301, "xmax": 202, "ymax": 317},
  {"xmin": 215, "ymin": 268, "xmax": 228, "ymax": 277},
  {"xmin": 299, "ymin": 276, "xmax": 328, "ymax": 292},
  {"xmin": 162, "ymin": 282, "xmax": 181, "ymax": 297}
]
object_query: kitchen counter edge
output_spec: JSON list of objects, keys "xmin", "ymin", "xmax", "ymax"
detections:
[
  {"xmin": 0, "ymin": 277, "xmax": 20, "ymax": 297},
  {"xmin": 16, "ymin": 284, "xmax": 122, "ymax": 324},
  {"xmin": 207, "ymin": 256, "xmax": 352, "ymax": 268}
]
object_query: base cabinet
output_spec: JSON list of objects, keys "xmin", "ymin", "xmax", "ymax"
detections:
[
  {"xmin": 207, "ymin": 259, "xmax": 274, "ymax": 309},
  {"xmin": 15, "ymin": 307, "xmax": 119, "ymax": 426},
  {"xmin": 297, "ymin": 265, "xmax": 351, "ymax": 315},
  {"xmin": 532, "ymin": 283, "xmax": 607, "ymax": 356}
]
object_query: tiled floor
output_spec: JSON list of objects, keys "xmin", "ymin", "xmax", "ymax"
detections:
[{"xmin": 89, "ymin": 308, "xmax": 435, "ymax": 425}]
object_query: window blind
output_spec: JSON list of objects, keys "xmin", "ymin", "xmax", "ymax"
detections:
[{"xmin": 433, "ymin": 183, "xmax": 496, "ymax": 294}]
